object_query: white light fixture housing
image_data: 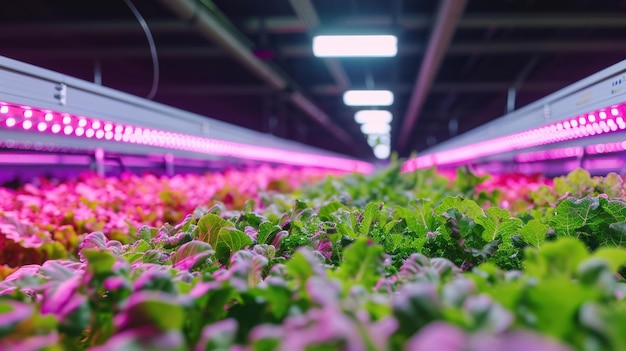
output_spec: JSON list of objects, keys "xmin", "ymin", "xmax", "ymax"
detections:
[
  {"xmin": 373, "ymin": 144, "xmax": 391, "ymax": 159},
  {"xmin": 361, "ymin": 122, "xmax": 391, "ymax": 135},
  {"xmin": 312, "ymin": 35, "xmax": 398, "ymax": 57},
  {"xmin": 355, "ymin": 110, "xmax": 393, "ymax": 124},
  {"xmin": 344, "ymin": 90, "xmax": 394, "ymax": 107}
]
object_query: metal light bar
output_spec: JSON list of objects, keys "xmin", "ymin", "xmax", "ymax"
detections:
[
  {"xmin": 0, "ymin": 101, "xmax": 374, "ymax": 173},
  {"xmin": 515, "ymin": 146, "xmax": 584, "ymax": 163},
  {"xmin": 344, "ymin": 90, "xmax": 394, "ymax": 107},
  {"xmin": 312, "ymin": 35, "xmax": 398, "ymax": 57},
  {"xmin": 403, "ymin": 101, "xmax": 626, "ymax": 171}
]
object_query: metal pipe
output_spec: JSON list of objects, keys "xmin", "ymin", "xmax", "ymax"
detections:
[
  {"xmin": 397, "ymin": 0, "xmax": 467, "ymax": 150},
  {"xmin": 159, "ymin": 0, "xmax": 355, "ymax": 148},
  {"xmin": 288, "ymin": 0, "xmax": 350, "ymax": 89}
]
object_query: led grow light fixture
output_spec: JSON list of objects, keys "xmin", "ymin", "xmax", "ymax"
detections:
[
  {"xmin": 0, "ymin": 101, "xmax": 374, "ymax": 173},
  {"xmin": 344, "ymin": 90, "xmax": 394, "ymax": 107},
  {"xmin": 402, "ymin": 101, "xmax": 626, "ymax": 172},
  {"xmin": 354, "ymin": 110, "xmax": 392, "ymax": 124},
  {"xmin": 312, "ymin": 35, "xmax": 398, "ymax": 57}
]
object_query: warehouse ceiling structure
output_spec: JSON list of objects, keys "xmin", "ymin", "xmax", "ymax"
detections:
[{"xmin": 1, "ymin": 0, "xmax": 626, "ymax": 160}]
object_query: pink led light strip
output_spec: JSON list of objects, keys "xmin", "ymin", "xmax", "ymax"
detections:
[
  {"xmin": 0, "ymin": 102, "xmax": 374, "ymax": 173},
  {"xmin": 403, "ymin": 102, "xmax": 626, "ymax": 171}
]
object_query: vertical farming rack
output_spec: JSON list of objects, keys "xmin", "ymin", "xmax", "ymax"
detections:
[
  {"xmin": 0, "ymin": 55, "xmax": 374, "ymax": 181},
  {"xmin": 404, "ymin": 59, "xmax": 626, "ymax": 176}
]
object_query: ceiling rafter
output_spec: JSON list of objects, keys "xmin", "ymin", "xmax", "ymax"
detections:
[
  {"xmin": 288, "ymin": 0, "xmax": 350, "ymax": 90},
  {"xmin": 397, "ymin": 0, "xmax": 468, "ymax": 150},
  {"xmin": 158, "ymin": 0, "xmax": 357, "ymax": 150}
]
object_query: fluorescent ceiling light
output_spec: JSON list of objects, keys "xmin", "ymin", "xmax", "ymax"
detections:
[
  {"xmin": 313, "ymin": 35, "xmax": 398, "ymax": 57},
  {"xmin": 344, "ymin": 90, "xmax": 394, "ymax": 107},
  {"xmin": 355, "ymin": 110, "xmax": 392, "ymax": 124},
  {"xmin": 361, "ymin": 122, "xmax": 391, "ymax": 135},
  {"xmin": 373, "ymin": 144, "xmax": 391, "ymax": 159}
]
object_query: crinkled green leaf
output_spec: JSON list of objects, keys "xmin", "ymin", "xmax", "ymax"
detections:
[
  {"xmin": 551, "ymin": 197, "xmax": 601, "ymax": 236},
  {"xmin": 520, "ymin": 219, "xmax": 549, "ymax": 248},
  {"xmin": 197, "ymin": 214, "xmax": 252, "ymax": 264},
  {"xmin": 360, "ymin": 202, "xmax": 380, "ymax": 236},
  {"xmin": 477, "ymin": 207, "xmax": 522, "ymax": 242},
  {"xmin": 333, "ymin": 237, "xmax": 384, "ymax": 290},
  {"xmin": 434, "ymin": 196, "xmax": 484, "ymax": 220}
]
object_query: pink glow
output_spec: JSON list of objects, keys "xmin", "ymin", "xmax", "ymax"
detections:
[
  {"xmin": 0, "ymin": 100, "xmax": 374, "ymax": 173},
  {"xmin": 403, "ymin": 101, "xmax": 626, "ymax": 171}
]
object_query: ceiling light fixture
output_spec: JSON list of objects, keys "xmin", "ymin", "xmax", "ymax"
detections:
[
  {"xmin": 373, "ymin": 144, "xmax": 391, "ymax": 159},
  {"xmin": 312, "ymin": 35, "xmax": 398, "ymax": 57},
  {"xmin": 354, "ymin": 110, "xmax": 393, "ymax": 124},
  {"xmin": 361, "ymin": 122, "xmax": 391, "ymax": 135},
  {"xmin": 344, "ymin": 90, "xmax": 394, "ymax": 107}
]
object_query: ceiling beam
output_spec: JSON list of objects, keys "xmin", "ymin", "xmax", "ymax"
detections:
[
  {"xmin": 0, "ymin": 39, "xmax": 626, "ymax": 59},
  {"xmin": 311, "ymin": 82, "xmax": 565, "ymax": 95},
  {"xmin": 3, "ymin": 40, "xmax": 626, "ymax": 61},
  {"xmin": 241, "ymin": 13, "xmax": 626, "ymax": 33},
  {"xmin": 1, "ymin": 13, "xmax": 623, "ymax": 38},
  {"xmin": 158, "ymin": 0, "xmax": 356, "ymax": 149},
  {"xmin": 0, "ymin": 20, "xmax": 190, "ymax": 37},
  {"xmin": 288, "ymin": 0, "xmax": 351, "ymax": 90},
  {"xmin": 108, "ymin": 81, "xmax": 566, "ymax": 98},
  {"xmin": 397, "ymin": 0, "xmax": 468, "ymax": 150}
]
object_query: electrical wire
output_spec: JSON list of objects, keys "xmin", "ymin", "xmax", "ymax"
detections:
[{"xmin": 123, "ymin": 0, "xmax": 160, "ymax": 100}]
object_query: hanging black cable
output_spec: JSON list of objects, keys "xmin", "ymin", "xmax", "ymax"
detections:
[{"xmin": 123, "ymin": 0, "xmax": 160, "ymax": 99}]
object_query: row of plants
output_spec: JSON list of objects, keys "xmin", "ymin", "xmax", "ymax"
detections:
[
  {"xmin": 0, "ymin": 165, "xmax": 335, "ymax": 268},
  {"xmin": 1, "ymin": 161, "xmax": 625, "ymax": 350}
]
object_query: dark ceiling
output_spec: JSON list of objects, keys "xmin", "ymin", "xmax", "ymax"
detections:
[{"xmin": 1, "ymin": 0, "xmax": 626, "ymax": 160}]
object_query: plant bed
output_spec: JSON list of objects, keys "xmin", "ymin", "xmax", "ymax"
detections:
[{"xmin": 0, "ymin": 162, "xmax": 625, "ymax": 350}]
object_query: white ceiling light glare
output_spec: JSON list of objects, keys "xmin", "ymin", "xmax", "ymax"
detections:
[
  {"xmin": 354, "ymin": 110, "xmax": 393, "ymax": 124},
  {"xmin": 312, "ymin": 35, "xmax": 398, "ymax": 57},
  {"xmin": 361, "ymin": 122, "xmax": 391, "ymax": 135},
  {"xmin": 344, "ymin": 90, "xmax": 394, "ymax": 106},
  {"xmin": 373, "ymin": 143, "xmax": 391, "ymax": 159},
  {"xmin": 367, "ymin": 133, "xmax": 390, "ymax": 147}
]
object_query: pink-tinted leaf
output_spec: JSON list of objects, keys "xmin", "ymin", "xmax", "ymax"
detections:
[{"xmin": 0, "ymin": 300, "xmax": 33, "ymax": 333}]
